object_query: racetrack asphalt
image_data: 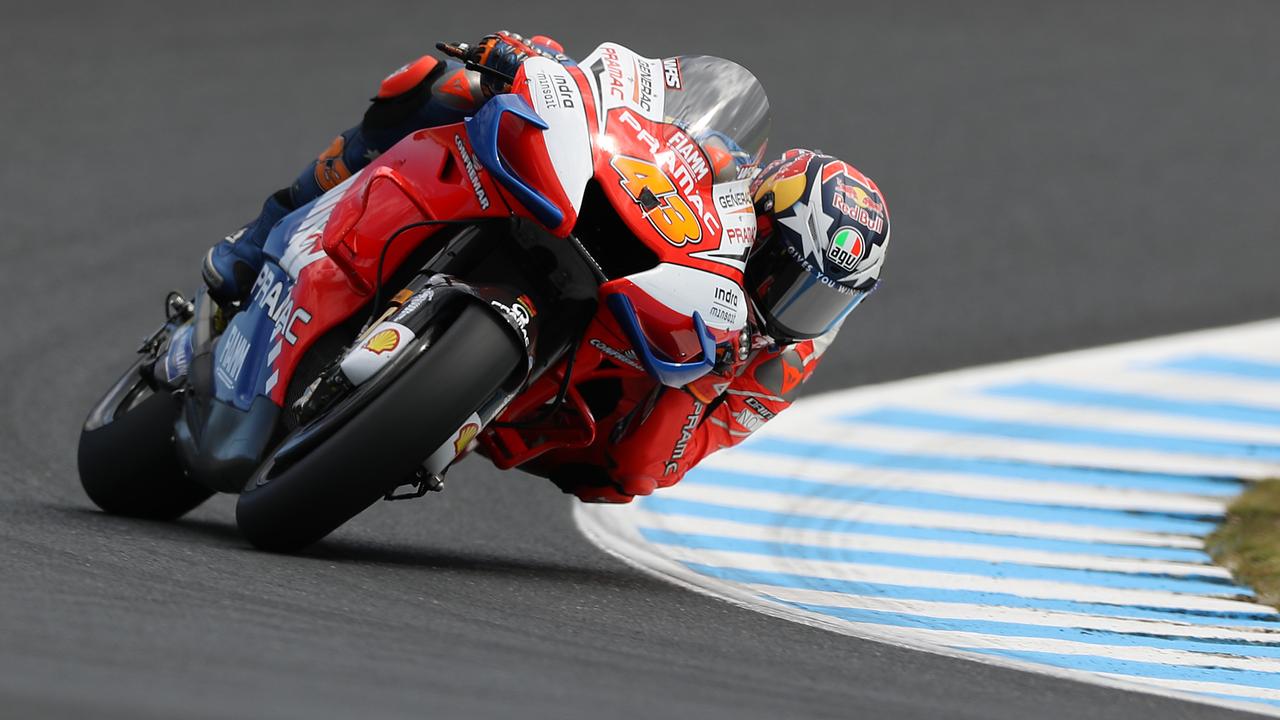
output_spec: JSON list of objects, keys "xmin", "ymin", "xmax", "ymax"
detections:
[{"xmin": 2, "ymin": 1, "xmax": 1278, "ymax": 718}]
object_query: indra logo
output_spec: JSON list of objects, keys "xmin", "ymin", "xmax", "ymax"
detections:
[{"xmin": 826, "ymin": 226, "xmax": 865, "ymax": 272}]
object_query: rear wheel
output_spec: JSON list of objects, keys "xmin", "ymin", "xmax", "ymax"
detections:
[
  {"xmin": 235, "ymin": 303, "xmax": 522, "ymax": 552},
  {"xmin": 78, "ymin": 362, "xmax": 213, "ymax": 519}
]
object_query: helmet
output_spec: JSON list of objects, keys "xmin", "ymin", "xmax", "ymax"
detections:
[{"xmin": 745, "ymin": 149, "xmax": 890, "ymax": 342}]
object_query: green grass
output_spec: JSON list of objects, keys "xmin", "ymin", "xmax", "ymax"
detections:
[{"xmin": 1206, "ymin": 479, "xmax": 1280, "ymax": 609}]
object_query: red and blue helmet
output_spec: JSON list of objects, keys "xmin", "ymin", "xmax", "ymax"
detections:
[{"xmin": 745, "ymin": 149, "xmax": 890, "ymax": 342}]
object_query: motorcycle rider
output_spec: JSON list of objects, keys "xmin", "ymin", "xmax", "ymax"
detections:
[{"xmin": 202, "ymin": 32, "xmax": 890, "ymax": 504}]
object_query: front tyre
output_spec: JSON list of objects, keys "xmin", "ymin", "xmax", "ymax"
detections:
[
  {"xmin": 235, "ymin": 303, "xmax": 522, "ymax": 553},
  {"xmin": 78, "ymin": 361, "xmax": 213, "ymax": 520}
]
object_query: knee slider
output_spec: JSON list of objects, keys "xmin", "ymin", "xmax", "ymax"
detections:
[{"xmin": 312, "ymin": 126, "xmax": 367, "ymax": 192}]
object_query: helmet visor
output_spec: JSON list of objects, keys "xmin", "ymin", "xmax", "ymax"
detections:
[{"xmin": 750, "ymin": 246, "xmax": 874, "ymax": 341}]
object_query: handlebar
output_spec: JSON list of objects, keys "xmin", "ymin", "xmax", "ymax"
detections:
[{"xmin": 435, "ymin": 41, "xmax": 517, "ymax": 87}]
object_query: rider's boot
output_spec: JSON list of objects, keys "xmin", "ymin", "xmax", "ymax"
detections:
[{"xmin": 202, "ymin": 189, "xmax": 293, "ymax": 304}]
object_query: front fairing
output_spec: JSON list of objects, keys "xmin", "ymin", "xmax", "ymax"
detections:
[{"xmin": 574, "ymin": 43, "xmax": 761, "ymax": 286}]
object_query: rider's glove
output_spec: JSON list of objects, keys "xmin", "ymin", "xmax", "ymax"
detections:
[
  {"xmin": 712, "ymin": 323, "xmax": 759, "ymax": 376},
  {"xmin": 437, "ymin": 31, "xmax": 544, "ymax": 96}
]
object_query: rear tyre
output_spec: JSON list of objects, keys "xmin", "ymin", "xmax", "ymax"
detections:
[
  {"xmin": 78, "ymin": 363, "xmax": 213, "ymax": 520},
  {"xmin": 235, "ymin": 303, "xmax": 522, "ymax": 553}
]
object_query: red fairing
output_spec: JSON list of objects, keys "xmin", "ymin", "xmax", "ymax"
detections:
[
  {"xmin": 572, "ymin": 339, "xmax": 826, "ymax": 503},
  {"xmin": 319, "ymin": 127, "xmax": 515, "ymax": 292},
  {"xmin": 500, "ymin": 68, "xmax": 581, "ymax": 236},
  {"xmin": 594, "ymin": 109, "xmax": 740, "ymax": 283},
  {"xmin": 265, "ymin": 64, "xmax": 584, "ymax": 407},
  {"xmin": 265, "ymin": 124, "xmax": 523, "ymax": 405}
]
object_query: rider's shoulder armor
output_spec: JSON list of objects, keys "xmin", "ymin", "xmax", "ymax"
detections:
[
  {"xmin": 376, "ymin": 55, "xmax": 440, "ymax": 99},
  {"xmin": 363, "ymin": 56, "xmax": 480, "ymax": 141}
]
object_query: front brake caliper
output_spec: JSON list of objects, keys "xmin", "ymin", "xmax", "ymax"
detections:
[{"xmin": 291, "ymin": 365, "xmax": 354, "ymax": 428}]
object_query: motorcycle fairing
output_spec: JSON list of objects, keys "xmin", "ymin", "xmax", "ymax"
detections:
[
  {"xmin": 518, "ymin": 57, "xmax": 594, "ymax": 219},
  {"xmin": 576, "ymin": 43, "xmax": 758, "ymax": 288},
  {"xmin": 196, "ymin": 41, "xmax": 768, "ymax": 482},
  {"xmin": 216, "ymin": 117, "xmax": 548, "ymax": 410}
]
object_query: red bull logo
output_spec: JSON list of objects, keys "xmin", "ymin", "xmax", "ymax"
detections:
[
  {"xmin": 830, "ymin": 178, "xmax": 886, "ymax": 235},
  {"xmin": 836, "ymin": 179, "xmax": 885, "ymax": 215}
]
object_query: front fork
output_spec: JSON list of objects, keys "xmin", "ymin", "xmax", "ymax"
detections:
[
  {"xmin": 300, "ymin": 216, "xmax": 600, "ymax": 498},
  {"xmin": 299, "ymin": 271, "xmax": 549, "ymax": 498}
]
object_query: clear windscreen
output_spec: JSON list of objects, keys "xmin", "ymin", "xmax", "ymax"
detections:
[{"xmin": 662, "ymin": 55, "xmax": 771, "ymax": 179}]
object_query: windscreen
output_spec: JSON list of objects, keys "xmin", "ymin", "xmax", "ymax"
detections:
[{"xmin": 661, "ymin": 55, "xmax": 771, "ymax": 180}]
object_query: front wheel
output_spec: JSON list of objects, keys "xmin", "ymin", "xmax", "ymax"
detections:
[
  {"xmin": 78, "ymin": 361, "xmax": 214, "ymax": 520},
  {"xmin": 235, "ymin": 303, "xmax": 522, "ymax": 553}
]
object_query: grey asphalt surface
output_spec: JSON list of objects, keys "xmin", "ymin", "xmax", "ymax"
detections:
[{"xmin": 2, "ymin": 1, "xmax": 1278, "ymax": 718}]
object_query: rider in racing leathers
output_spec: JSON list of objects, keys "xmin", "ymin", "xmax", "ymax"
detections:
[{"xmin": 202, "ymin": 32, "xmax": 891, "ymax": 504}]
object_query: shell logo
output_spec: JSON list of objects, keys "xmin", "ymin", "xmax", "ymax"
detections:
[
  {"xmin": 453, "ymin": 422, "xmax": 480, "ymax": 455},
  {"xmin": 364, "ymin": 328, "xmax": 401, "ymax": 355}
]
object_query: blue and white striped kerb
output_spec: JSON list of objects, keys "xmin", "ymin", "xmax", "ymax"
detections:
[{"xmin": 578, "ymin": 319, "xmax": 1280, "ymax": 715}]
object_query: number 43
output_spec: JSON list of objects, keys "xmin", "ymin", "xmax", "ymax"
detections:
[{"xmin": 611, "ymin": 155, "xmax": 702, "ymax": 247}]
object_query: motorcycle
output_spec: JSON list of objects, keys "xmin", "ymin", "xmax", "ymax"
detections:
[{"xmin": 78, "ymin": 43, "xmax": 768, "ymax": 552}]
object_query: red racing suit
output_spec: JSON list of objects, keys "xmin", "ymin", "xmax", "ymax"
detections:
[{"xmin": 553, "ymin": 323, "xmax": 839, "ymax": 504}]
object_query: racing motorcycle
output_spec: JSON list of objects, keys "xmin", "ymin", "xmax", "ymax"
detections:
[{"xmin": 78, "ymin": 43, "xmax": 768, "ymax": 552}]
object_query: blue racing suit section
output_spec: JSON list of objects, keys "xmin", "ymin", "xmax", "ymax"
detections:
[
  {"xmin": 203, "ymin": 56, "xmax": 487, "ymax": 302},
  {"xmin": 288, "ymin": 58, "xmax": 486, "ymax": 205}
]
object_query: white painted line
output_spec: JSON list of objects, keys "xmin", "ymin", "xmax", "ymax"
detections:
[
  {"xmin": 646, "ymin": 544, "xmax": 1261, "ymax": 610},
  {"xmin": 888, "ymin": 390, "xmax": 1280, "ymax": 443},
  {"xmin": 766, "ymin": 421, "xmax": 1280, "ymax": 480},
  {"xmin": 1020, "ymin": 369, "xmax": 1280, "ymax": 410},
  {"xmin": 666, "ymin": 483, "xmax": 1209, "ymax": 549},
  {"xmin": 629, "ymin": 512, "xmax": 1232, "ymax": 578},
  {"xmin": 1093, "ymin": 675, "xmax": 1280, "ymax": 704},
  {"xmin": 578, "ymin": 317, "xmax": 1280, "ymax": 716},
  {"xmin": 702, "ymin": 450, "xmax": 1229, "ymax": 514},
  {"xmin": 578, "ymin": 507, "xmax": 1280, "ymax": 719},
  {"xmin": 751, "ymin": 586, "xmax": 1280, "ymax": 642},
  {"xmin": 825, "ymin": 624, "xmax": 1280, "ymax": 674}
]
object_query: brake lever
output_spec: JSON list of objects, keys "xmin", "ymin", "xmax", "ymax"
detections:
[{"xmin": 435, "ymin": 41, "xmax": 471, "ymax": 60}]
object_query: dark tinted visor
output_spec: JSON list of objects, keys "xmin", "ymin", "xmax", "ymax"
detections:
[{"xmin": 750, "ymin": 246, "xmax": 873, "ymax": 340}]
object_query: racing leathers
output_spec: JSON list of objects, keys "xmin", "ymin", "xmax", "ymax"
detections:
[
  {"xmin": 552, "ymin": 330, "xmax": 834, "ymax": 503},
  {"xmin": 205, "ymin": 33, "xmax": 854, "ymax": 504}
]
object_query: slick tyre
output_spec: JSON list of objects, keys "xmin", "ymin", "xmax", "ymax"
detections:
[
  {"xmin": 78, "ymin": 363, "xmax": 213, "ymax": 520},
  {"xmin": 235, "ymin": 303, "xmax": 522, "ymax": 553}
]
